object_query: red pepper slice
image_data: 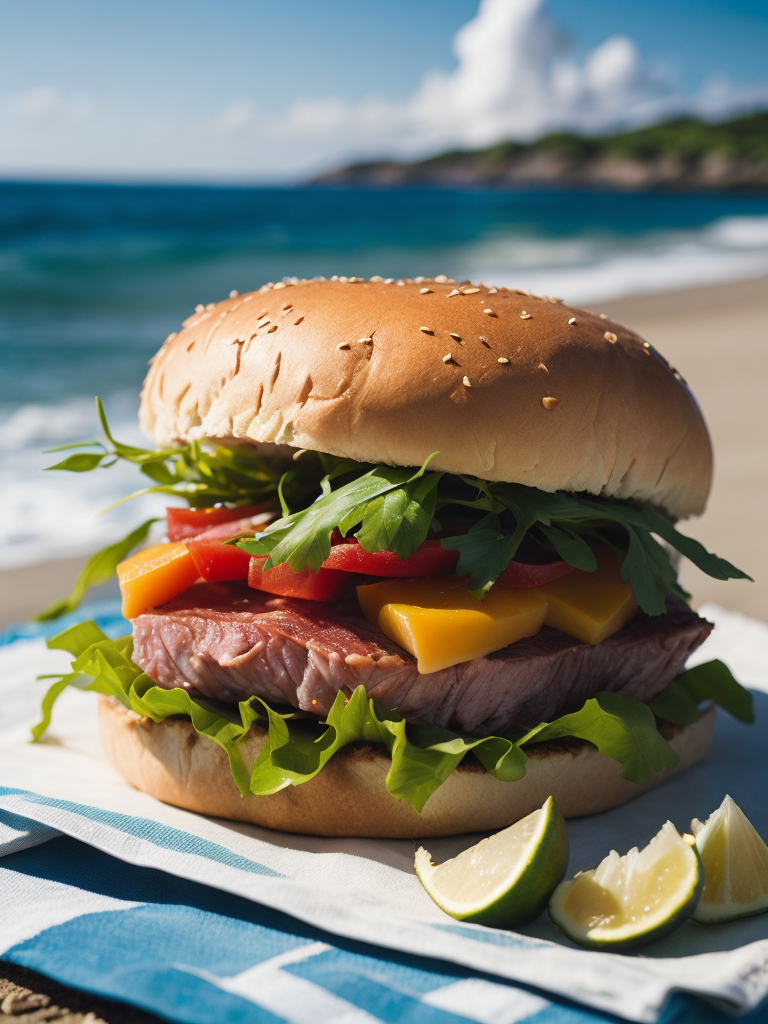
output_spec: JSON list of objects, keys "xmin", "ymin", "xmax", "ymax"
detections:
[
  {"xmin": 322, "ymin": 538, "xmax": 458, "ymax": 576},
  {"xmin": 167, "ymin": 505, "xmax": 266, "ymax": 542},
  {"xmin": 186, "ymin": 516, "xmax": 268, "ymax": 581},
  {"xmin": 248, "ymin": 557, "xmax": 349, "ymax": 601}
]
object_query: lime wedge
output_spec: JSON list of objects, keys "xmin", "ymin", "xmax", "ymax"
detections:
[
  {"xmin": 414, "ymin": 796, "xmax": 569, "ymax": 927},
  {"xmin": 691, "ymin": 795, "xmax": 768, "ymax": 923},
  {"xmin": 548, "ymin": 821, "xmax": 702, "ymax": 949}
]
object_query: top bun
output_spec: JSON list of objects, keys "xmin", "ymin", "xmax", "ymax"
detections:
[{"xmin": 140, "ymin": 276, "xmax": 712, "ymax": 519}]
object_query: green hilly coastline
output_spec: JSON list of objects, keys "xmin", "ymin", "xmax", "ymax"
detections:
[{"xmin": 311, "ymin": 113, "xmax": 768, "ymax": 192}]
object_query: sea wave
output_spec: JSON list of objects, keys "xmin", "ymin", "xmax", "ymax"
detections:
[
  {"xmin": 458, "ymin": 214, "xmax": 768, "ymax": 304},
  {"xmin": 0, "ymin": 393, "xmax": 168, "ymax": 570}
]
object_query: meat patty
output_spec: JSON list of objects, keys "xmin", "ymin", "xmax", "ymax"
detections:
[{"xmin": 132, "ymin": 582, "xmax": 712, "ymax": 736}]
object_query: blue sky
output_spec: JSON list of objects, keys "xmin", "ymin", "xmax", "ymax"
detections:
[{"xmin": 1, "ymin": 0, "xmax": 767, "ymax": 180}]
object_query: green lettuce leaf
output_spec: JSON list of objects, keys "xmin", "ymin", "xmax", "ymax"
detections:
[
  {"xmin": 34, "ymin": 622, "xmax": 754, "ymax": 813},
  {"xmin": 649, "ymin": 658, "xmax": 755, "ymax": 726}
]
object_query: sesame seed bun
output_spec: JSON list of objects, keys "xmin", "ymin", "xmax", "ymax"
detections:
[
  {"xmin": 98, "ymin": 696, "xmax": 715, "ymax": 838},
  {"xmin": 140, "ymin": 276, "xmax": 712, "ymax": 521}
]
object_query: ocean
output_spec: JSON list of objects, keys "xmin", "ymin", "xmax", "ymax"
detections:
[{"xmin": 2, "ymin": 180, "xmax": 768, "ymax": 569}]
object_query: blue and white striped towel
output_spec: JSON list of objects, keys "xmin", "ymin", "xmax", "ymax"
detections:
[{"xmin": 1, "ymin": 601, "xmax": 767, "ymax": 1024}]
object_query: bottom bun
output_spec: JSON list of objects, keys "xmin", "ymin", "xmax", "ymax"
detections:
[{"xmin": 98, "ymin": 697, "xmax": 716, "ymax": 838}]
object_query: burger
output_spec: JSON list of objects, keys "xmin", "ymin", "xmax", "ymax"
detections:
[{"xmin": 37, "ymin": 275, "xmax": 753, "ymax": 837}]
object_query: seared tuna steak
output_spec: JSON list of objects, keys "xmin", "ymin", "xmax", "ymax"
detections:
[{"xmin": 132, "ymin": 582, "xmax": 712, "ymax": 735}]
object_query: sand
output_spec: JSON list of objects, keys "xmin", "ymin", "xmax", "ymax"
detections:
[{"xmin": 1, "ymin": 272, "xmax": 766, "ymax": 631}]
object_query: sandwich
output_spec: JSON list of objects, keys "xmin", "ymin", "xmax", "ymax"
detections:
[{"xmin": 36, "ymin": 275, "xmax": 754, "ymax": 837}]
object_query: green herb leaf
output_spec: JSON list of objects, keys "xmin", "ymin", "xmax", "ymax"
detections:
[
  {"xmin": 650, "ymin": 658, "xmax": 755, "ymax": 725},
  {"xmin": 519, "ymin": 691, "xmax": 680, "ymax": 783},
  {"xmin": 35, "ymin": 518, "xmax": 158, "ymax": 621},
  {"xmin": 45, "ymin": 396, "xmax": 295, "ymax": 510},
  {"xmin": 238, "ymin": 463, "xmax": 443, "ymax": 572}
]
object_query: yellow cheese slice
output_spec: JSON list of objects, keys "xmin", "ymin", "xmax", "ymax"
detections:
[
  {"xmin": 356, "ymin": 576, "xmax": 548, "ymax": 674},
  {"xmin": 540, "ymin": 546, "xmax": 637, "ymax": 645}
]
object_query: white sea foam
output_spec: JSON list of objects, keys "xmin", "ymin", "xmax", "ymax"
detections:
[
  {"xmin": 0, "ymin": 394, "xmax": 167, "ymax": 570},
  {"xmin": 459, "ymin": 214, "xmax": 768, "ymax": 304}
]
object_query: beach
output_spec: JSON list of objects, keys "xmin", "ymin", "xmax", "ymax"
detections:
[{"xmin": 1, "ymin": 271, "xmax": 765, "ymax": 631}]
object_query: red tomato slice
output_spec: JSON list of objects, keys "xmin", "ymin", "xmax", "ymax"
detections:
[
  {"xmin": 167, "ymin": 505, "xmax": 266, "ymax": 541},
  {"xmin": 248, "ymin": 557, "xmax": 349, "ymax": 601},
  {"xmin": 496, "ymin": 558, "xmax": 575, "ymax": 588},
  {"xmin": 322, "ymin": 538, "xmax": 458, "ymax": 576},
  {"xmin": 186, "ymin": 516, "xmax": 270, "ymax": 582}
]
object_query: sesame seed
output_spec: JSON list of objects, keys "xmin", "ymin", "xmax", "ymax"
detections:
[
  {"xmin": 396, "ymin": 280, "xmax": 405, "ymax": 286},
  {"xmin": 462, "ymin": 286, "xmax": 480, "ymax": 294},
  {"xmin": 414, "ymin": 276, "xmax": 424, "ymax": 283},
  {"xmin": 165, "ymin": 332, "xmax": 177, "ymax": 342},
  {"xmin": 643, "ymin": 341, "xmax": 651, "ymax": 348},
  {"xmin": 442, "ymin": 354, "xmax": 453, "ymax": 363},
  {"xmin": 488, "ymin": 287, "xmax": 498, "ymax": 294},
  {"xmin": 195, "ymin": 303, "xmax": 205, "ymax": 313},
  {"xmin": 447, "ymin": 289, "xmax": 460, "ymax": 297},
  {"xmin": 384, "ymin": 278, "xmax": 394, "ymax": 284},
  {"xmin": 484, "ymin": 308, "xmax": 497, "ymax": 316},
  {"xmin": 434, "ymin": 274, "xmax": 448, "ymax": 283},
  {"xmin": 331, "ymin": 275, "xmax": 339, "ymax": 282},
  {"xmin": 604, "ymin": 331, "xmax": 618, "ymax": 344},
  {"xmin": 419, "ymin": 327, "xmax": 434, "ymax": 335},
  {"xmin": 294, "ymin": 316, "xmax": 304, "ymax": 325},
  {"xmin": 268, "ymin": 325, "xmax": 278, "ymax": 333},
  {"xmin": 229, "ymin": 290, "xmax": 239, "ymax": 298},
  {"xmin": 369, "ymin": 275, "xmax": 383, "ymax": 282},
  {"xmin": 462, "ymin": 376, "xmax": 471, "ymax": 387},
  {"xmin": 568, "ymin": 317, "xmax": 577, "ymax": 325},
  {"xmin": 542, "ymin": 396, "xmax": 559, "ymax": 410},
  {"xmin": 358, "ymin": 337, "xmax": 373, "ymax": 344},
  {"xmin": 349, "ymin": 276, "xmax": 363, "ymax": 283},
  {"xmin": 599, "ymin": 313, "xmax": 608, "ymax": 319},
  {"xmin": 420, "ymin": 287, "xmax": 433, "ymax": 294},
  {"xmin": 338, "ymin": 342, "xmax": 350, "ymax": 350},
  {"xmin": 538, "ymin": 362, "xmax": 548, "ymax": 372},
  {"xmin": 547, "ymin": 296, "xmax": 560, "ymax": 303},
  {"xmin": 449, "ymin": 332, "xmax": 462, "ymax": 342},
  {"xmin": 497, "ymin": 357, "xmax": 509, "ymax": 364},
  {"xmin": 520, "ymin": 311, "xmax": 532, "ymax": 320},
  {"xmin": 273, "ymin": 281, "xmax": 287, "ymax": 289},
  {"xmin": 206, "ymin": 302, "xmax": 215, "ymax": 310}
]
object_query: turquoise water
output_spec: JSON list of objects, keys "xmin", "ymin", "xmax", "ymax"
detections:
[{"xmin": 2, "ymin": 180, "xmax": 768, "ymax": 567}]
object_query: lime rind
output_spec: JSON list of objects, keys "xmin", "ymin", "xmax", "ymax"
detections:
[
  {"xmin": 415, "ymin": 796, "xmax": 569, "ymax": 928},
  {"xmin": 548, "ymin": 821, "xmax": 702, "ymax": 950},
  {"xmin": 692, "ymin": 795, "xmax": 768, "ymax": 923}
]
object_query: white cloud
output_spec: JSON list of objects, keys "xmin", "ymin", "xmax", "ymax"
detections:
[
  {"xmin": 6, "ymin": 85, "xmax": 95, "ymax": 123},
  {"xmin": 214, "ymin": 0, "xmax": 768, "ymax": 169},
  {"xmin": 3, "ymin": 0, "xmax": 768, "ymax": 179}
]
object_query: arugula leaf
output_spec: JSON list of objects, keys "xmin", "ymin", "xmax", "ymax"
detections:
[
  {"xmin": 39, "ymin": 398, "xmax": 329, "ymax": 618},
  {"xmin": 444, "ymin": 481, "xmax": 749, "ymax": 613},
  {"xmin": 650, "ymin": 659, "xmax": 755, "ymax": 725},
  {"xmin": 238, "ymin": 462, "xmax": 443, "ymax": 572},
  {"xmin": 35, "ymin": 518, "xmax": 158, "ymax": 622},
  {"xmin": 45, "ymin": 397, "xmax": 293, "ymax": 510},
  {"xmin": 35, "ymin": 625, "xmax": 753, "ymax": 811}
]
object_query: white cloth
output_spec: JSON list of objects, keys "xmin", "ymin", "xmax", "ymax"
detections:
[{"xmin": 0, "ymin": 604, "xmax": 767, "ymax": 1023}]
